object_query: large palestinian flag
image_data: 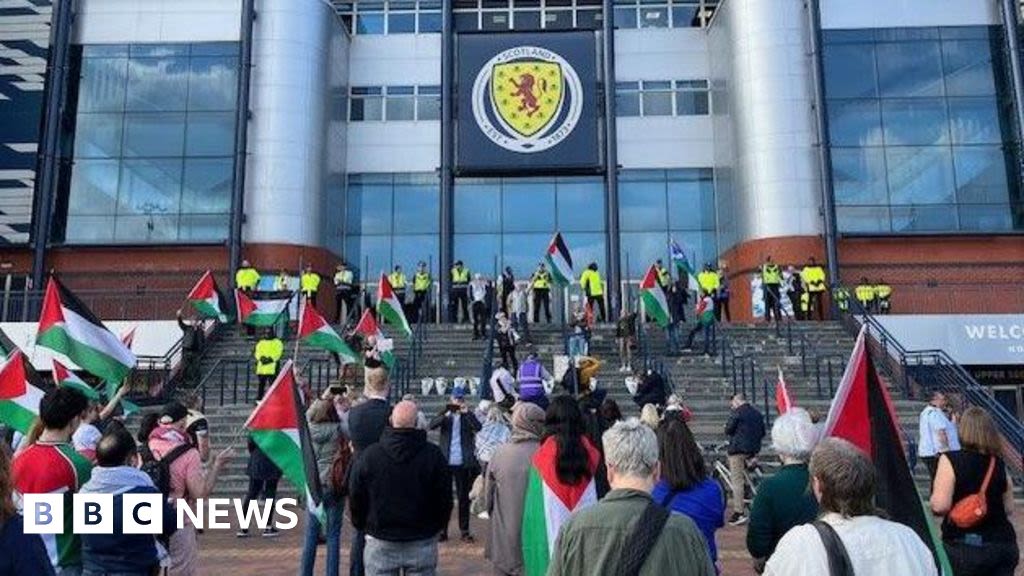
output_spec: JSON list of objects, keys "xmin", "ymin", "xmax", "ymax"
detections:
[
  {"xmin": 354, "ymin": 310, "xmax": 394, "ymax": 369},
  {"xmin": 823, "ymin": 327, "xmax": 951, "ymax": 574},
  {"xmin": 36, "ymin": 278, "xmax": 136, "ymax": 384},
  {"xmin": 244, "ymin": 361, "xmax": 323, "ymax": 518},
  {"xmin": 188, "ymin": 271, "xmax": 229, "ymax": 321},
  {"xmin": 521, "ymin": 437, "xmax": 601, "ymax": 576},
  {"xmin": 298, "ymin": 301, "xmax": 358, "ymax": 364},
  {"xmin": 544, "ymin": 232, "xmax": 573, "ymax": 286},
  {"xmin": 639, "ymin": 264, "xmax": 671, "ymax": 328},
  {"xmin": 235, "ymin": 289, "xmax": 289, "ymax": 327},
  {"xmin": 376, "ymin": 274, "xmax": 411, "ymax": 338},
  {"xmin": 53, "ymin": 359, "xmax": 101, "ymax": 402},
  {"xmin": 0, "ymin": 350, "xmax": 47, "ymax": 434}
]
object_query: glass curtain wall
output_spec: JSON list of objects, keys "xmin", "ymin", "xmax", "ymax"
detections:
[{"xmin": 823, "ymin": 27, "xmax": 1023, "ymax": 233}]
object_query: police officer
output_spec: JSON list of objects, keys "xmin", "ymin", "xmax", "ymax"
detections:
[
  {"xmin": 874, "ymin": 279, "xmax": 892, "ymax": 315},
  {"xmin": 579, "ymin": 262, "xmax": 606, "ymax": 322},
  {"xmin": 697, "ymin": 263, "xmax": 721, "ymax": 319},
  {"xmin": 253, "ymin": 328, "xmax": 284, "ymax": 399},
  {"xmin": 833, "ymin": 285, "xmax": 851, "ymax": 313},
  {"xmin": 654, "ymin": 259, "xmax": 671, "ymax": 290},
  {"xmin": 334, "ymin": 262, "xmax": 357, "ymax": 324},
  {"xmin": 450, "ymin": 260, "xmax": 470, "ymax": 323},
  {"xmin": 412, "ymin": 261, "xmax": 431, "ymax": 323},
  {"xmin": 300, "ymin": 264, "xmax": 320, "ymax": 305},
  {"xmin": 530, "ymin": 262, "xmax": 553, "ymax": 324},
  {"xmin": 801, "ymin": 257, "xmax": 827, "ymax": 321},
  {"xmin": 855, "ymin": 277, "xmax": 876, "ymax": 313},
  {"xmin": 236, "ymin": 259, "xmax": 260, "ymax": 293},
  {"xmin": 389, "ymin": 265, "xmax": 407, "ymax": 306},
  {"xmin": 761, "ymin": 255, "xmax": 783, "ymax": 323}
]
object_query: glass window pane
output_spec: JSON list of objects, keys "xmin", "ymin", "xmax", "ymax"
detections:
[
  {"xmin": 455, "ymin": 181, "xmax": 501, "ymax": 232},
  {"xmin": 179, "ymin": 214, "xmax": 229, "ymax": 241},
  {"xmin": 577, "ymin": 9, "xmax": 602, "ymax": 29},
  {"xmin": 78, "ymin": 57, "xmax": 127, "ymax": 112},
  {"xmin": 831, "ymin": 147, "xmax": 889, "ymax": 206},
  {"xmin": 388, "ymin": 13, "xmax": 416, "ymax": 33},
  {"xmin": 418, "ymin": 11, "xmax": 442, "ymax": 32},
  {"xmin": 958, "ymin": 204, "xmax": 1012, "ymax": 231},
  {"xmin": 482, "ymin": 11, "xmax": 510, "ymax": 30},
  {"xmin": 614, "ymin": 7, "xmax": 637, "ymax": 28},
  {"xmin": 823, "ymin": 44, "xmax": 878, "ymax": 99},
  {"xmin": 620, "ymin": 232, "xmax": 667, "ymax": 278},
  {"xmin": 667, "ymin": 172, "xmax": 714, "ymax": 230},
  {"xmin": 454, "ymin": 11, "xmax": 479, "ymax": 31},
  {"xmin": 346, "ymin": 182, "xmax": 393, "ymax": 234},
  {"xmin": 876, "ymin": 41, "xmax": 944, "ymax": 98},
  {"xmin": 881, "ymin": 98, "xmax": 949, "ymax": 146},
  {"xmin": 185, "ymin": 112, "xmax": 235, "ymax": 156},
  {"xmin": 615, "ymin": 91, "xmax": 640, "ymax": 116},
  {"xmin": 394, "ymin": 183, "xmax": 440, "ymax": 233},
  {"xmin": 346, "ymin": 235, "xmax": 392, "ymax": 276},
  {"xmin": 890, "ymin": 205, "xmax": 957, "ymax": 232},
  {"xmin": 953, "ymin": 146, "xmax": 1012, "ymax": 204},
  {"xmin": 182, "ymin": 158, "xmax": 233, "ymax": 214},
  {"xmin": 191, "ymin": 43, "xmax": 237, "ymax": 57},
  {"xmin": 948, "ymin": 97, "xmax": 1003, "ymax": 144},
  {"xmin": 886, "ymin": 146, "xmax": 955, "ymax": 205},
  {"xmin": 125, "ymin": 56, "xmax": 190, "ymax": 111},
  {"xmin": 118, "ymin": 158, "xmax": 182, "ymax": 217},
  {"xmin": 350, "ymin": 96, "xmax": 383, "ymax": 121},
  {"xmin": 828, "ymin": 99, "xmax": 883, "ymax": 147},
  {"xmin": 672, "ymin": 5, "xmax": 699, "ymax": 27},
  {"xmin": 942, "ymin": 40, "xmax": 996, "ymax": 97},
  {"xmin": 502, "ymin": 233, "xmax": 551, "ymax": 277},
  {"xmin": 513, "ymin": 10, "xmax": 541, "ymax": 29},
  {"xmin": 356, "ymin": 13, "xmax": 385, "ymax": 34},
  {"xmin": 454, "ymin": 234, "xmax": 501, "ymax": 276},
  {"xmin": 188, "ymin": 56, "xmax": 237, "ymax": 111},
  {"xmin": 641, "ymin": 91, "xmax": 672, "ymax": 116},
  {"xmin": 74, "ymin": 113, "xmax": 123, "ymax": 158},
  {"xmin": 563, "ymin": 233, "xmax": 607, "ymax": 278},
  {"xmin": 619, "ymin": 178, "xmax": 667, "ymax": 231},
  {"xmin": 639, "ymin": 6, "xmax": 667, "ymax": 27},
  {"xmin": 557, "ymin": 179, "xmax": 605, "ymax": 232},
  {"xmin": 83, "ymin": 45, "xmax": 129, "ymax": 58},
  {"xmin": 385, "ymin": 96, "xmax": 415, "ymax": 121},
  {"xmin": 130, "ymin": 44, "xmax": 188, "ymax": 58},
  {"xmin": 393, "ymin": 235, "xmax": 439, "ymax": 273},
  {"xmin": 68, "ymin": 159, "xmax": 119, "ymax": 216},
  {"xmin": 502, "ymin": 180, "xmax": 555, "ymax": 232},
  {"xmin": 416, "ymin": 95, "xmax": 441, "ymax": 120},
  {"xmin": 122, "ymin": 113, "xmax": 186, "ymax": 157},
  {"xmin": 837, "ymin": 206, "xmax": 891, "ymax": 233},
  {"xmin": 675, "ymin": 90, "xmax": 709, "ymax": 115},
  {"xmin": 543, "ymin": 10, "xmax": 572, "ymax": 30},
  {"xmin": 65, "ymin": 215, "xmax": 115, "ymax": 243}
]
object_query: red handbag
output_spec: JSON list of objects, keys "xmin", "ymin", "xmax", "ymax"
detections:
[{"xmin": 948, "ymin": 456, "xmax": 995, "ymax": 529}]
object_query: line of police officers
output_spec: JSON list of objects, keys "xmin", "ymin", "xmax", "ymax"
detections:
[{"xmin": 759, "ymin": 256, "xmax": 892, "ymax": 321}]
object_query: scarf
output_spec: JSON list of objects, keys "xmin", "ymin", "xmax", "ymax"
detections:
[{"xmin": 509, "ymin": 403, "xmax": 545, "ymax": 443}]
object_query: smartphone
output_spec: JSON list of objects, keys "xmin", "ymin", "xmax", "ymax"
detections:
[{"xmin": 329, "ymin": 385, "xmax": 345, "ymax": 395}]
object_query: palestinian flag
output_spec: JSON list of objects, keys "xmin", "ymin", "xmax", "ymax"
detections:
[
  {"xmin": 544, "ymin": 232, "xmax": 573, "ymax": 286},
  {"xmin": 0, "ymin": 350, "xmax": 47, "ymax": 434},
  {"xmin": 521, "ymin": 437, "xmax": 601, "ymax": 576},
  {"xmin": 244, "ymin": 361, "xmax": 323, "ymax": 518},
  {"xmin": 670, "ymin": 238, "xmax": 700, "ymax": 292},
  {"xmin": 188, "ymin": 271, "xmax": 229, "ymax": 321},
  {"xmin": 120, "ymin": 326, "xmax": 136, "ymax": 349},
  {"xmin": 36, "ymin": 278, "xmax": 136, "ymax": 384},
  {"xmin": 639, "ymin": 264, "xmax": 671, "ymax": 328},
  {"xmin": 376, "ymin": 274, "xmax": 411, "ymax": 338},
  {"xmin": 235, "ymin": 289, "xmax": 289, "ymax": 327},
  {"xmin": 823, "ymin": 327, "xmax": 951, "ymax": 574},
  {"xmin": 52, "ymin": 359, "xmax": 100, "ymax": 402},
  {"xmin": 354, "ymin": 310, "xmax": 395, "ymax": 369},
  {"xmin": 775, "ymin": 366, "xmax": 793, "ymax": 414},
  {"xmin": 299, "ymin": 301, "xmax": 358, "ymax": 364}
]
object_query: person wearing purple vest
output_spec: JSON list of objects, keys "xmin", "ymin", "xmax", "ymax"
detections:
[{"xmin": 516, "ymin": 353, "xmax": 553, "ymax": 410}]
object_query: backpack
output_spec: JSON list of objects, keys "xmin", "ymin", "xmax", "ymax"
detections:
[{"xmin": 140, "ymin": 443, "xmax": 193, "ymax": 498}]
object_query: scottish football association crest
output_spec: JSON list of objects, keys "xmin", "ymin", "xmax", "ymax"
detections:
[{"xmin": 471, "ymin": 46, "xmax": 583, "ymax": 154}]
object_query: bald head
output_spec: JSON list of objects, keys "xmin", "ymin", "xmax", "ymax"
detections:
[{"xmin": 391, "ymin": 400, "xmax": 419, "ymax": 429}]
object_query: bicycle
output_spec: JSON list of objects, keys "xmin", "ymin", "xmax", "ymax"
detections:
[{"xmin": 703, "ymin": 441, "xmax": 764, "ymax": 513}]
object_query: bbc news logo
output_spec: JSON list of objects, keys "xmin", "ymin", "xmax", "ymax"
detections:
[{"xmin": 22, "ymin": 495, "xmax": 300, "ymax": 534}]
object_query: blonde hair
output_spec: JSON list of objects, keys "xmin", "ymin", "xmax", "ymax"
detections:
[
  {"xmin": 640, "ymin": 404, "xmax": 660, "ymax": 429},
  {"xmin": 957, "ymin": 406, "xmax": 1002, "ymax": 456},
  {"xmin": 364, "ymin": 366, "xmax": 390, "ymax": 396}
]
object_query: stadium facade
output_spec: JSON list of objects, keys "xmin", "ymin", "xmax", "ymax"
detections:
[{"xmin": 0, "ymin": 0, "xmax": 1022, "ymax": 317}]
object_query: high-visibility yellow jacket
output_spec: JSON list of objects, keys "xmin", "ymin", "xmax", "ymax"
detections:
[
  {"xmin": 697, "ymin": 270, "xmax": 720, "ymax": 294},
  {"xmin": 655, "ymin": 266, "xmax": 671, "ymax": 287},
  {"xmin": 800, "ymin": 292, "xmax": 810, "ymax": 312},
  {"xmin": 451, "ymin": 267, "xmax": 470, "ymax": 285},
  {"xmin": 254, "ymin": 338, "xmax": 284, "ymax": 376},
  {"xmin": 414, "ymin": 272, "xmax": 431, "ymax": 292},
  {"xmin": 761, "ymin": 264, "xmax": 782, "ymax": 285},
  {"xmin": 855, "ymin": 284, "xmax": 875, "ymax": 304},
  {"xmin": 236, "ymin": 267, "xmax": 260, "ymax": 290},
  {"xmin": 874, "ymin": 284, "xmax": 892, "ymax": 299},
  {"xmin": 579, "ymin": 269, "xmax": 603, "ymax": 297},
  {"xmin": 389, "ymin": 272, "xmax": 407, "ymax": 290},
  {"xmin": 833, "ymin": 287, "xmax": 850, "ymax": 311},
  {"xmin": 532, "ymin": 270, "xmax": 552, "ymax": 290},
  {"xmin": 802, "ymin": 266, "xmax": 827, "ymax": 293},
  {"xmin": 301, "ymin": 272, "xmax": 320, "ymax": 294}
]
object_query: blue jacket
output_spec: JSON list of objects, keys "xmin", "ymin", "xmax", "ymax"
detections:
[
  {"xmin": 0, "ymin": 515, "xmax": 55, "ymax": 576},
  {"xmin": 78, "ymin": 466, "xmax": 176, "ymax": 574},
  {"xmin": 652, "ymin": 478, "xmax": 725, "ymax": 565},
  {"xmin": 725, "ymin": 403, "xmax": 765, "ymax": 456}
]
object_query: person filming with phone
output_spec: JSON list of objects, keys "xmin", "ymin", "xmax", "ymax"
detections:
[{"xmin": 429, "ymin": 389, "xmax": 482, "ymax": 543}]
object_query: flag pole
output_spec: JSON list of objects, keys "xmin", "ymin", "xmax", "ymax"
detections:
[{"xmin": 294, "ymin": 297, "xmax": 304, "ymax": 362}]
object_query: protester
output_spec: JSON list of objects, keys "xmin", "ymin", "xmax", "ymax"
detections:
[
  {"xmin": 747, "ymin": 407, "xmax": 820, "ymax": 570},
  {"xmin": 176, "ymin": 308, "xmax": 205, "ymax": 387},
  {"xmin": 632, "ymin": 368, "xmax": 667, "ymax": 409},
  {"xmin": 80, "ymin": 427, "xmax": 176, "ymax": 576},
  {"xmin": 475, "ymin": 404, "xmax": 511, "ymax": 476},
  {"xmin": 548, "ymin": 418, "xmax": 715, "ymax": 576},
  {"xmin": 683, "ymin": 289, "xmax": 716, "ymax": 356},
  {"xmin": 918, "ymin": 391, "xmax": 960, "ymax": 480},
  {"xmin": 0, "ymin": 441, "xmax": 54, "ymax": 576},
  {"xmin": 236, "ymin": 438, "xmax": 282, "ymax": 538},
  {"xmin": 724, "ymin": 393, "xmax": 765, "ymax": 525},
  {"xmin": 470, "ymin": 273, "xmax": 489, "ymax": 340},
  {"xmin": 349, "ymin": 401, "xmax": 452, "ymax": 576},
  {"xmin": 716, "ymin": 266, "xmax": 731, "ymax": 323},
  {"xmin": 482, "ymin": 403, "xmax": 545, "ymax": 576},
  {"xmin": 495, "ymin": 313, "xmax": 519, "ymax": 372},
  {"xmin": 652, "ymin": 417, "xmax": 725, "ymax": 568},
  {"xmin": 517, "ymin": 353, "xmax": 553, "ymax": 410},
  {"xmin": 764, "ymin": 437, "xmax": 938, "ymax": 575},
  {"xmin": 509, "ymin": 282, "xmax": 530, "ymax": 339},
  {"xmin": 640, "ymin": 404, "xmax": 660, "ymax": 429},
  {"xmin": 148, "ymin": 400, "xmax": 232, "ymax": 576},
  {"xmin": 254, "ymin": 328, "xmax": 284, "ymax": 399},
  {"xmin": 489, "ymin": 361, "xmax": 518, "ymax": 410},
  {"xmin": 347, "ymin": 366, "xmax": 392, "ymax": 576},
  {"xmin": 500, "ymin": 266, "xmax": 516, "ymax": 314},
  {"xmin": 930, "ymin": 407, "xmax": 1018, "ymax": 576},
  {"xmin": 429, "ymin": 389, "xmax": 482, "ymax": 542},
  {"xmin": 599, "ymin": 398, "xmax": 622, "ymax": 427},
  {"xmin": 183, "ymin": 398, "xmax": 210, "ymax": 463},
  {"xmin": 664, "ymin": 393, "xmax": 693, "ymax": 422},
  {"xmin": 302, "ymin": 393, "xmax": 349, "ymax": 576},
  {"xmin": 615, "ymin": 308, "xmax": 637, "ymax": 373},
  {"xmin": 11, "ymin": 387, "xmax": 91, "ymax": 576}
]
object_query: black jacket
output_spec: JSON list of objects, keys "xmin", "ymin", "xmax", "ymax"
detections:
[
  {"xmin": 725, "ymin": 403, "xmax": 766, "ymax": 456},
  {"xmin": 348, "ymin": 398, "xmax": 391, "ymax": 453},
  {"xmin": 429, "ymin": 409, "xmax": 481, "ymax": 469},
  {"xmin": 247, "ymin": 439, "xmax": 283, "ymax": 481},
  {"xmin": 633, "ymin": 371, "xmax": 667, "ymax": 408},
  {"xmin": 349, "ymin": 428, "xmax": 452, "ymax": 542}
]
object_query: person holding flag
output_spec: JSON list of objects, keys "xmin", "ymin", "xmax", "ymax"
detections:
[
  {"xmin": 683, "ymin": 290, "xmax": 717, "ymax": 356},
  {"xmin": 177, "ymin": 308, "xmax": 205, "ymax": 387},
  {"xmin": 775, "ymin": 367, "xmax": 794, "ymax": 415},
  {"xmin": 654, "ymin": 259, "xmax": 672, "ymax": 290},
  {"xmin": 298, "ymin": 300, "xmax": 359, "ymax": 367}
]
